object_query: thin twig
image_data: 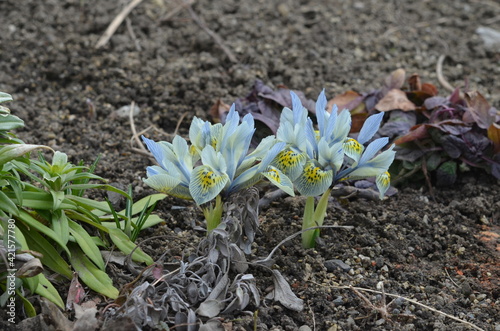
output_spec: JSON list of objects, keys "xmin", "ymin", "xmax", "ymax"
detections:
[
  {"xmin": 185, "ymin": 1, "xmax": 238, "ymax": 63},
  {"xmin": 95, "ymin": 0, "xmax": 144, "ymax": 49},
  {"xmin": 173, "ymin": 112, "xmax": 188, "ymax": 137},
  {"xmin": 128, "ymin": 101, "xmax": 147, "ymax": 154},
  {"xmin": 306, "ymin": 300, "xmax": 316, "ymax": 331},
  {"xmin": 436, "ymin": 55, "xmax": 456, "ymax": 93},
  {"xmin": 254, "ymin": 225, "xmax": 354, "ymax": 266},
  {"xmin": 313, "ymin": 282, "xmax": 486, "ymax": 331},
  {"xmin": 160, "ymin": 0, "xmax": 195, "ymax": 22},
  {"xmin": 125, "ymin": 17, "xmax": 142, "ymax": 51}
]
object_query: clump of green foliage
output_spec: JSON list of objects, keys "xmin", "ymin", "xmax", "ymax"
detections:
[{"xmin": 0, "ymin": 92, "xmax": 165, "ymax": 312}]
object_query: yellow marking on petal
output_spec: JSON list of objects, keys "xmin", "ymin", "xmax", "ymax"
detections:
[
  {"xmin": 314, "ymin": 130, "xmax": 320, "ymax": 141},
  {"xmin": 376, "ymin": 171, "xmax": 391, "ymax": 199},
  {"xmin": 190, "ymin": 166, "xmax": 229, "ymax": 205},
  {"xmin": 343, "ymin": 138, "xmax": 363, "ymax": 159},
  {"xmin": 295, "ymin": 162, "xmax": 333, "ymax": 196},
  {"xmin": 273, "ymin": 150, "xmax": 306, "ymax": 181},
  {"xmin": 266, "ymin": 167, "xmax": 281, "ymax": 183},
  {"xmin": 210, "ymin": 137, "xmax": 218, "ymax": 149},
  {"xmin": 262, "ymin": 166, "xmax": 295, "ymax": 196}
]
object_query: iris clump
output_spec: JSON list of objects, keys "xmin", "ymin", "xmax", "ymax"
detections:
[
  {"xmin": 142, "ymin": 90, "xmax": 395, "ymax": 244},
  {"xmin": 142, "ymin": 105, "xmax": 294, "ymax": 231},
  {"xmin": 273, "ymin": 90, "xmax": 395, "ymax": 248}
]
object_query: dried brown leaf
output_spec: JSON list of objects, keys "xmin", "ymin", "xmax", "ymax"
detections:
[
  {"xmin": 394, "ymin": 124, "xmax": 429, "ymax": 145},
  {"xmin": 375, "ymin": 89, "xmax": 416, "ymax": 112},
  {"xmin": 327, "ymin": 90, "xmax": 364, "ymax": 112},
  {"xmin": 385, "ymin": 68, "xmax": 406, "ymax": 91},
  {"xmin": 464, "ymin": 91, "xmax": 495, "ymax": 129},
  {"xmin": 488, "ymin": 122, "xmax": 500, "ymax": 154},
  {"xmin": 209, "ymin": 99, "xmax": 231, "ymax": 123}
]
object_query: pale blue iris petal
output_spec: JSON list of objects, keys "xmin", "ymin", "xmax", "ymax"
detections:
[
  {"xmin": 146, "ymin": 165, "xmax": 163, "ymax": 176},
  {"xmin": 209, "ymin": 123, "xmax": 223, "ymax": 149},
  {"xmin": 233, "ymin": 123, "xmax": 255, "ymax": 171},
  {"xmin": 188, "ymin": 117, "xmax": 204, "ymax": 150},
  {"xmin": 330, "ymin": 142, "xmax": 345, "ymax": 173},
  {"xmin": 242, "ymin": 113, "xmax": 254, "ymax": 128},
  {"xmin": 189, "ymin": 165, "xmax": 230, "ymax": 205},
  {"xmin": 291, "ymin": 91, "xmax": 305, "ymax": 125},
  {"xmin": 227, "ymin": 165, "xmax": 260, "ymax": 193},
  {"xmin": 293, "ymin": 123, "xmax": 308, "ymax": 153},
  {"xmin": 259, "ymin": 141, "xmax": 286, "ymax": 171},
  {"xmin": 343, "ymin": 138, "xmax": 364, "ymax": 163},
  {"xmin": 172, "ymin": 135, "xmax": 192, "ymax": 170},
  {"xmin": 277, "ymin": 120, "xmax": 295, "ymax": 144},
  {"xmin": 200, "ymin": 145, "xmax": 227, "ymax": 174},
  {"xmin": 325, "ymin": 104, "xmax": 338, "ymax": 139},
  {"xmin": 358, "ymin": 137, "xmax": 389, "ymax": 165},
  {"xmin": 305, "ymin": 118, "xmax": 317, "ymax": 159},
  {"xmin": 294, "ymin": 161, "xmax": 333, "ymax": 197},
  {"xmin": 331, "ymin": 109, "xmax": 351, "ymax": 144},
  {"xmin": 271, "ymin": 149, "xmax": 307, "ymax": 181},
  {"xmin": 261, "ymin": 166, "xmax": 295, "ymax": 196},
  {"xmin": 318, "ymin": 139, "xmax": 344, "ymax": 173},
  {"xmin": 144, "ymin": 174, "xmax": 192, "ymax": 200},
  {"xmin": 246, "ymin": 136, "xmax": 277, "ymax": 159},
  {"xmin": 346, "ymin": 145, "xmax": 395, "ymax": 179},
  {"xmin": 357, "ymin": 112, "xmax": 384, "ymax": 144},
  {"xmin": 376, "ymin": 172, "xmax": 391, "ymax": 199},
  {"xmin": 315, "ymin": 89, "xmax": 327, "ymax": 135},
  {"xmin": 219, "ymin": 104, "xmax": 239, "ymax": 152},
  {"xmin": 142, "ymin": 136, "xmax": 165, "ymax": 167}
]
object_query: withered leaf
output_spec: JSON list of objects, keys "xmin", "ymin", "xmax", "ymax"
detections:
[
  {"xmin": 375, "ymin": 89, "xmax": 416, "ymax": 112},
  {"xmin": 464, "ymin": 91, "xmax": 495, "ymax": 129},
  {"xmin": 327, "ymin": 90, "xmax": 364, "ymax": 112},
  {"xmin": 384, "ymin": 68, "xmax": 406, "ymax": 91}
]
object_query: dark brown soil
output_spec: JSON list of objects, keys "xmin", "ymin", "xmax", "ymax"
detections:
[{"xmin": 1, "ymin": 0, "xmax": 499, "ymax": 330}]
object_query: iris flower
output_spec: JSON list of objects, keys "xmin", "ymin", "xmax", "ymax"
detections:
[
  {"xmin": 275, "ymin": 90, "xmax": 395, "ymax": 198},
  {"xmin": 274, "ymin": 90, "xmax": 395, "ymax": 247},
  {"xmin": 142, "ymin": 105, "xmax": 294, "ymax": 231}
]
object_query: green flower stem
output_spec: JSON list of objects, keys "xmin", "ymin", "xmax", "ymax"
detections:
[
  {"xmin": 203, "ymin": 195, "xmax": 223, "ymax": 232},
  {"xmin": 302, "ymin": 188, "xmax": 331, "ymax": 248}
]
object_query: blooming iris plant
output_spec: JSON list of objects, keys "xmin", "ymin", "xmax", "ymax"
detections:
[
  {"xmin": 142, "ymin": 105, "xmax": 294, "ymax": 231},
  {"xmin": 274, "ymin": 90, "xmax": 395, "ymax": 248}
]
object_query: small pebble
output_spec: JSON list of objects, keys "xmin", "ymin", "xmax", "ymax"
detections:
[{"xmin": 324, "ymin": 259, "xmax": 351, "ymax": 272}]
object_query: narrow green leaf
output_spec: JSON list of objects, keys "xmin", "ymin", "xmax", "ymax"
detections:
[
  {"xmin": 4, "ymin": 191, "xmax": 77, "ymax": 210},
  {"xmin": 16, "ymin": 288, "xmax": 37, "ymax": 317},
  {"xmin": 68, "ymin": 220, "xmax": 105, "ymax": 270},
  {"xmin": 33, "ymin": 273, "xmax": 65, "ymax": 309},
  {"xmin": 51, "ymin": 210, "xmax": 69, "ymax": 246},
  {"xmin": 0, "ymin": 190, "xmax": 18, "ymax": 216},
  {"xmin": 108, "ymin": 228, "xmax": 154, "ymax": 265},
  {"xmin": 0, "ymin": 144, "xmax": 52, "ymax": 164},
  {"xmin": 69, "ymin": 244, "xmax": 119, "ymax": 299},
  {"xmin": 17, "ymin": 210, "xmax": 71, "ymax": 257},
  {"xmin": 100, "ymin": 193, "xmax": 167, "ymax": 217},
  {"xmin": 66, "ymin": 209, "xmax": 110, "ymax": 232},
  {"xmin": 17, "ymin": 221, "xmax": 72, "ymax": 279},
  {"xmin": 22, "ymin": 273, "xmax": 39, "ymax": 293},
  {"xmin": 49, "ymin": 190, "xmax": 65, "ymax": 211},
  {"xmin": 102, "ymin": 214, "xmax": 164, "ymax": 231},
  {"xmin": 66, "ymin": 195, "xmax": 113, "ymax": 213}
]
